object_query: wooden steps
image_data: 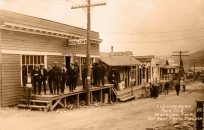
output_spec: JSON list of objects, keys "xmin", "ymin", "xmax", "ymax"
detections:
[
  {"xmin": 18, "ymin": 99, "xmax": 52, "ymax": 112},
  {"xmin": 119, "ymin": 94, "xmax": 135, "ymax": 102},
  {"xmin": 112, "ymin": 88, "xmax": 136, "ymax": 102}
]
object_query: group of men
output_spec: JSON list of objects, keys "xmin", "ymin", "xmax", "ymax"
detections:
[
  {"xmin": 90, "ymin": 62, "xmax": 106, "ymax": 87},
  {"xmin": 149, "ymin": 83, "xmax": 159, "ymax": 98},
  {"xmin": 108, "ymin": 68, "xmax": 120, "ymax": 89},
  {"xmin": 31, "ymin": 61, "xmax": 79, "ymax": 95},
  {"xmin": 148, "ymin": 80, "xmax": 186, "ymax": 98},
  {"xmin": 23, "ymin": 61, "xmax": 120, "ymax": 95}
]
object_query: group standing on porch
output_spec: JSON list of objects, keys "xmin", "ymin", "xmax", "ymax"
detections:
[{"xmin": 22, "ymin": 61, "xmax": 111, "ymax": 95}]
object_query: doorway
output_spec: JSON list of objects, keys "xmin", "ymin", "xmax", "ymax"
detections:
[{"xmin": 65, "ymin": 56, "xmax": 71, "ymax": 69}]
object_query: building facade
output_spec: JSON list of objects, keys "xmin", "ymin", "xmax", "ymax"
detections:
[
  {"xmin": 0, "ymin": 10, "xmax": 101, "ymax": 107},
  {"xmin": 100, "ymin": 52, "xmax": 141, "ymax": 90},
  {"xmin": 135, "ymin": 55, "xmax": 161, "ymax": 84}
]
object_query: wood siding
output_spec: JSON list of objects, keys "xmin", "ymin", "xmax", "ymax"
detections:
[
  {"xmin": 47, "ymin": 55, "xmax": 64, "ymax": 66},
  {"xmin": 0, "ymin": 30, "xmax": 2, "ymax": 107},
  {"xmin": 1, "ymin": 53, "xmax": 23, "ymax": 107},
  {"xmin": 1, "ymin": 30, "xmax": 99, "ymax": 56}
]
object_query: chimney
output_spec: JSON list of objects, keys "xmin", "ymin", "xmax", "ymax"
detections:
[{"xmin": 110, "ymin": 46, "xmax": 113, "ymax": 57}]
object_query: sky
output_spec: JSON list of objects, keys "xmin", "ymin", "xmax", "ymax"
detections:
[{"xmin": 1, "ymin": 0, "xmax": 204, "ymax": 56}]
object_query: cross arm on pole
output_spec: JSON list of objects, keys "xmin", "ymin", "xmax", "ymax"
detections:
[
  {"xmin": 173, "ymin": 51, "xmax": 189, "ymax": 53},
  {"xmin": 71, "ymin": 3, "xmax": 106, "ymax": 9}
]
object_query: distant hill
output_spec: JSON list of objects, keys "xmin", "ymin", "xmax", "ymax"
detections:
[{"xmin": 189, "ymin": 50, "xmax": 204, "ymax": 64}]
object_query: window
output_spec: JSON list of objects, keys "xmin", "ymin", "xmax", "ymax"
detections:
[
  {"xmin": 21, "ymin": 55, "xmax": 45, "ymax": 85},
  {"xmin": 80, "ymin": 57, "xmax": 94, "ymax": 65}
]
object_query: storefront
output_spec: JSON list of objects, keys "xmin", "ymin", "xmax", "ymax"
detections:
[
  {"xmin": 100, "ymin": 52, "xmax": 141, "ymax": 89},
  {"xmin": 0, "ymin": 10, "xmax": 101, "ymax": 107},
  {"xmin": 135, "ymin": 55, "xmax": 161, "ymax": 84}
]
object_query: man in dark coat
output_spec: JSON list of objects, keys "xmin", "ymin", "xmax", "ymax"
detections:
[
  {"xmin": 72, "ymin": 65, "xmax": 79, "ymax": 90},
  {"xmin": 66, "ymin": 65, "xmax": 72, "ymax": 92},
  {"xmin": 31, "ymin": 65, "xmax": 40, "ymax": 95},
  {"xmin": 61, "ymin": 63, "xmax": 67, "ymax": 94},
  {"xmin": 100, "ymin": 63, "xmax": 106, "ymax": 86},
  {"xmin": 39, "ymin": 64, "xmax": 48, "ymax": 95},
  {"xmin": 47, "ymin": 64, "xmax": 53, "ymax": 94},
  {"xmin": 82, "ymin": 63, "xmax": 88, "ymax": 90},
  {"xmin": 95, "ymin": 63, "xmax": 101, "ymax": 87},
  {"xmin": 92, "ymin": 63, "xmax": 97, "ymax": 86},
  {"xmin": 164, "ymin": 81, "xmax": 170, "ymax": 95},
  {"xmin": 52, "ymin": 62, "xmax": 62, "ymax": 95},
  {"xmin": 175, "ymin": 82, "xmax": 180, "ymax": 96}
]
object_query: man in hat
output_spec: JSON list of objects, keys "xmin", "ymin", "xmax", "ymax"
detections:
[
  {"xmin": 39, "ymin": 64, "xmax": 48, "ymax": 95},
  {"xmin": 69, "ymin": 63, "xmax": 75, "ymax": 92},
  {"xmin": 31, "ymin": 65, "xmax": 40, "ymax": 95},
  {"xmin": 73, "ymin": 61, "xmax": 79, "ymax": 90},
  {"xmin": 61, "ymin": 63, "xmax": 67, "ymax": 94},
  {"xmin": 52, "ymin": 61, "xmax": 62, "ymax": 95},
  {"xmin": 82, "ymin": 63, "xmax": 88, "ymax": 89},
  {"xmin": 47, "ymin": 64, "xmax": 53, "ymax": 94}
]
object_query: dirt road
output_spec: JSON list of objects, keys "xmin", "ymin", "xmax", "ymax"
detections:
[{"xmin": 0, "ymin": 82, "xmax": 203, "ymax": 130}]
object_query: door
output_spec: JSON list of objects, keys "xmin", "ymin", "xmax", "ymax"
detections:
[{"xmin": 65, "ymin": 56, "xmax": 71, "ymax": 69}]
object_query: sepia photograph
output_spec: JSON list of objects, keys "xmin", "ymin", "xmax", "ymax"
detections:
[{"xmin": 0, "ymin": 0, "xmax": 203, "ymax": 130}]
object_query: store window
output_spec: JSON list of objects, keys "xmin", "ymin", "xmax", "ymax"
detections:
[{"xmin": 22, "ymin": 55, "xmax": 45, "ymax": 85}]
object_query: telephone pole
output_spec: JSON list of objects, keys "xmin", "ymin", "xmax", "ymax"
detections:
[
  {"xmin": 71, "ymin": 1, "xmax": 106, "ymax": 106},
  {"xmin": 189, "ymin": 59, "xmax": 200, "ymax": 75},
  {"xmin": 172, "ymin": 51, "xmax": 189, "ymax": 84}
]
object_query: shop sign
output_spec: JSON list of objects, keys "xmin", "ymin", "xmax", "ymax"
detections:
[
  {"xmin": 68, "ymin": 39, "xmax": 87, "ymax": 45},
  {"xmin": 113, "ymin": 51, "xmax": 133, "ymax": 56}
]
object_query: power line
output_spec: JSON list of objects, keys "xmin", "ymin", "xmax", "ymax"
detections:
[
  {"xmin": 100, "ymin": 27, "xmax": 204, "ymax": 35},
  {"xmin": 65, "ymin": 0, "xmax": 80, "ymax": 5},
  {"xmin": 104, "ymin": 35, "xmax": 204, "ymax": 44}
]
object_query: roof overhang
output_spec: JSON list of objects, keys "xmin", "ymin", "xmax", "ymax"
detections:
[
  {"xmin": 0, "ymin": 22, "xmax": 102, "ymax": 44},
  {"xmin": 100, "ymin": 56, "xmax": 142, "ymax": 67}
]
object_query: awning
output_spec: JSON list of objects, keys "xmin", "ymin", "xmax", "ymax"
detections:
[{"xmin": 100, "ymin": 55, "xmax": 141, "ymax": 66}]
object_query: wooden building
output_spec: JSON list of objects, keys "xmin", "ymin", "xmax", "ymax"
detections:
[
  {"xmin": 100, "ymin": 52, "xmax": 141, "ymax": 90},
  {"xmin": 134, "ymin": 55, "xmax": 161, "ymax": 84},
  {"xmin": 0, "ymin": 10, "xmax": 101, "ymax": 107},
  {"xmin": 159, "ymin": 59, "xmax": 179, "ymax": 81}
]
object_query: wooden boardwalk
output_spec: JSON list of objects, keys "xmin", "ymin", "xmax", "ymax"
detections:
[{"xmin": 18, "ymin": 84, "xmax": 114, "ymax": 111}]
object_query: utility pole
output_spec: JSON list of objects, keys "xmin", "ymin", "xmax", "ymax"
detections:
[
  {"xmin": 71, "ymin": 1, "xmax": 106, "ymax": 106},
  {"xmin": 189, "ymin": 59, "xmax": 200, "ymax": 74},
  {"xmin": 189, "ymin": 59, "xmax": 200, "ymax": 78},
  {"xmin": 172, "ymin": 51, "xmax": 189, "ymax": 84}
]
